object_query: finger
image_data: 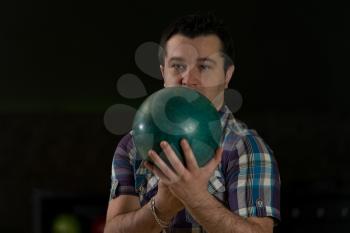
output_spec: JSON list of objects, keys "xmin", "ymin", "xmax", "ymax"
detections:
[
  {"xmin": 144, "ymin": 161, "xmax": 172, "ymax": 184},
  {"xmin": 160, "ymin": 141, "xmax": 186, "ymax": 177},
  {"xmin": 180, "ymin": 139, "xmax": 199, "ymax": 171},
  {"xmin": 144, "ymin": 161, "xmax": 155, "ymax": 171},
  {"xmin": 148, "ymin": 150, "xmax": 178, "ymax": 181},
  {"xmin": 203, "ymin": 147, "xmax": 223, "ymax": 174}
]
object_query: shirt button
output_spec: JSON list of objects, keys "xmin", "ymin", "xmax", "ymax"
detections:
[{"xmin": 256, "ymin": 199, "xmax": 264, "ymax": 208}]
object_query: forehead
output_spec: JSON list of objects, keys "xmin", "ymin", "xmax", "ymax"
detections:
[{"xmin": 165, "ymin": 34, "xmax": 223, "ymax": 60}]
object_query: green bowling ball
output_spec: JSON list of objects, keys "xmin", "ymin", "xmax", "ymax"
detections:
[
  {"xmin": 51, "ymin": 214, "xmax": 81, "ymax": 233},
  {"xmin": 132, "ymin": 86, "xmax": 222, "ymax": 167}
]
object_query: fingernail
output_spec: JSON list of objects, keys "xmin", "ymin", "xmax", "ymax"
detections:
[{"xmin": 160, "ymin": 141, "xmax": 167, "ymax": 147}]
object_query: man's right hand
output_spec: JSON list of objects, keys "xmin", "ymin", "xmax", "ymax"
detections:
[{"xmin": 153, "ymin": 178, "xmax": 184, "ymax": 222}]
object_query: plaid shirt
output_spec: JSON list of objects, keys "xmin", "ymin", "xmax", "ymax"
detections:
[{"xmin": 109, "ymin": 105, "xmax": 281, "ymax": 232}]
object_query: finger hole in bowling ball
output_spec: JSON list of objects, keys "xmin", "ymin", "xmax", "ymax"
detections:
[{"xmin": 165, "ymin": 97, "xmax": 194, "ymax": 124}]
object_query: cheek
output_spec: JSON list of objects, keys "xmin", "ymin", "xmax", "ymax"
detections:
[
  {"xmin": 200, "ymin": 74, "xmax": 226, "ymax": 88},
  {"xmin": 164, "ymin": 71, "xmax": 181, "ymax": 86}
]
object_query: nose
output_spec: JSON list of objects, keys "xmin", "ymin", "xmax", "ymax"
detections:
[{"xmin": 181, "ymin": 66, "xmax": 200, "ymax": 87}]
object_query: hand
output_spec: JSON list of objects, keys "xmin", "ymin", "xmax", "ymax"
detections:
[
  {"xmin": 144, "ymin": 139, "xmax": 223, "ymax": 208},
  {"xmin": 154, "ymin": 180, "xmax": 184, "ymax": 221},
  {"xmin": 144, "ymin": 163, "xmax": 184, "ymax": 222}
]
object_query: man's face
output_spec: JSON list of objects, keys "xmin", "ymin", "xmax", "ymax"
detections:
[{"xmin": 160, "ymin": 34, "xmax": 234, "ymax": 110}]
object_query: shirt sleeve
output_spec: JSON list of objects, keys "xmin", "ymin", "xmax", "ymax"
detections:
[
  {"xmin": 109, "ymin": 133, "xmax": 138, "ymax": 200},
  {"xmin": 226, "ymin": 134, "xmax": 281, "ymax": 223}
]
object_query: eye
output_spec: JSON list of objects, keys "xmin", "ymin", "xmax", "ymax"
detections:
[
  {"xmin": 199, "ymin": 64, "xmax": 211, "ymax": 71},
  {"xmin": 171, "ymin": 63, "xmax": 186, "ymax": 73}
]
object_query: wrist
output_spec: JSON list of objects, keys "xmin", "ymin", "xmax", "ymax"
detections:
[
  {"xmin": 154, "ymin": 194, "xmax": 178, "ymax": 221},
  {"xmin": 185, "ymin": 191, "xmax": 211, "ymax": 210},
  {"xmin": 150, "ymin": 196, "xmax": 170, "ymax": 229}
]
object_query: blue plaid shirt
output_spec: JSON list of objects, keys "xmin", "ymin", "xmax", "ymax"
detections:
[{"xmin": 109, "ymin": 105, "xmax": 281, "ymax": 232}]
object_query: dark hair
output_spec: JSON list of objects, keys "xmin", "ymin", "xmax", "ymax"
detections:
[{"xmin": 158, "ymin": 13, "xmax": 235, "ymax": 72}]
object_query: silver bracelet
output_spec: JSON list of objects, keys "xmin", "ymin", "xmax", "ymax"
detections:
[{"xmin": 150, "ymin": 196, "xmax": 170, "ymax": 229}]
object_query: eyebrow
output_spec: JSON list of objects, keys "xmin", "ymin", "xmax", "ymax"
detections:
[
  {"xmin": 197, "ymin": 57, "xmax": 217, "ymax": 65},
  {"xmin": 168, "ymin": 57, "xmax": 217, "ymax": 65},
  {"xmin": 168, "ymin": 57, "xmax": 185, "ymax": 63}
]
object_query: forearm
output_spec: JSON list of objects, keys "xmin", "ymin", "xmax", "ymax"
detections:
[
  {"xmin": 185, "ymin": 193, "xmax": 265, "ymax": 233},
  {"xmin": 104, "ymin": 201, "xmax": 163, "ymax": 233}
]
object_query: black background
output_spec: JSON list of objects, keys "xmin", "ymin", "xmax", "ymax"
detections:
[{"xmin": 1, "ymin": 0, "xmax": 349, "ymax": 232}]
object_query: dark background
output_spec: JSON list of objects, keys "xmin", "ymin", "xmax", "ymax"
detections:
[{"xmin": 1, "ymin": 0, "xmax": 349, "ymax": 232}]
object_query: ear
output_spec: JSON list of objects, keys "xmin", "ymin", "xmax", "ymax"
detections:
[
  {"xmin": 160, "ymin": 65, "xmax": 165, "ymax": 78},
  {"xmin": 224, "ymin": 65, "xmax": 235, "ymax": 88},
  {"xmin": 160, "ymin": 65, "xmax": 166, "ymax": 87}
]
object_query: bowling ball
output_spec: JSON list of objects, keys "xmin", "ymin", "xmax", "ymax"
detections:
[
  {"xmin": 52, "ymin": 213, "xmax": 81, "ymax": 233},
  {"xmin": 132, "ymin": 86, "xmax": 222, "ymax": 167}
]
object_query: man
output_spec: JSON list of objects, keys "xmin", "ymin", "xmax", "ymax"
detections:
[{"xmin": 104, "ymin": 13, "xmax": 281, "ymax": 233}]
